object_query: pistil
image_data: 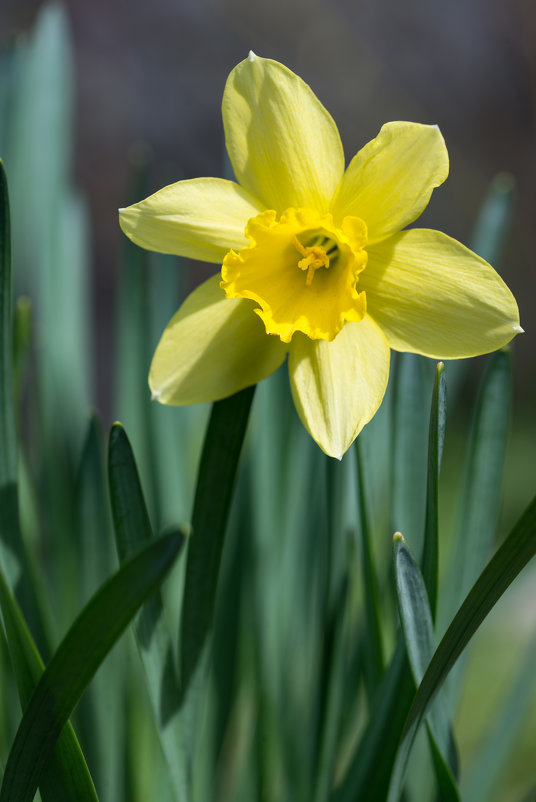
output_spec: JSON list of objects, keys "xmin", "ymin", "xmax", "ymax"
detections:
[{"xmin": 293, "ymin": 236, "xmax": 333, "ymax": 286}]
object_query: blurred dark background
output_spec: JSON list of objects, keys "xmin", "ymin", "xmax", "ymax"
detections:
[{"xmin": 1, "ymin": 0, "xmax": 535, "ymax": 413}]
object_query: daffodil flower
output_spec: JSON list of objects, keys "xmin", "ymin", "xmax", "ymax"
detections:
[{"xmin": 119, "ymin": 53, "xmax": 521, "ymax": 459}]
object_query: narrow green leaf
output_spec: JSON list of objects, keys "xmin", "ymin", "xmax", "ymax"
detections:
[
  {"xmin": 393, "ymin": 534, "xmax": 459, "ymax": 800},
  {"xmin": 439, "ymin": 349, "xmax": 512, "ymax": 717},
  {"xmin": 108, "ymin": 422, "xmax": 153, "ymax": 554},
  {"xmin": 313, "ymin": 577, "xmax": 350, "ymax": 802},
  {"xmin": 177, "ymin": 387, "xmax": 254, "ymax": 792},
  {"xmin": 0, "ymin": 161, "xmax": 49, "ymax": 651},
  {"xmin": 115, "ymin": 146, "xmax": 154, "ymax": 510},
  {"xmin": 332, "ymin": 640, "xmax": 414, "ymax": 802},
  {"xmin": 387, "ymin": 493, "xmax": 536, "ymax": 802},
  {"xmin": 147, "ymin": 251, "xmax": 203, "ymax": 530},
  {"xmin": 421, "ymin": 362, "xmax": 446, "ymax": 620},
  {"xmin": 470, "ymin": 172, "xmax": 515, "ymax": 267},
  {"xmin": 0, "ymin": 530, "xmax": 184, "ymax": 802},
  {"xmin": 180, "ymin": 386, "xmax": 255, "ymax": 690},
  {"xmin": 442, "ymin": 349, "xmax": 512, "ymax": 625},
  {"xmin": 12, "ymin": 296, "xmax": 32, "ymax": 407},
  {"xmin": 391, "ymin": 353, "xmax": 431, "ymax": 556},
  {"xmin": 51, "ymin": 190, "xmax": 92, "ymax": 445},
  {"xmin": 0, "ymin": 160, "xmax": 19, "ymax": 587},
  {"xmin": 0, "ymin": 569, "xmax": 97, "ymax": 802},
  {"xmin": 77, "ymin": 418, "xmax": 116, "ymax": 599},
  {"xmin": 0, "ymin": 160, "xmax": 16, "ymax": 490},
  {"xmin": 108, "ymin": 422, "xmax": 187, "ymax": 800},
  {"xmin": 247, "ymin": 371, "xmax": 317, "ymax": 799},
  {"xmin": 76, "ymin": 418, "xmax": 125, "ymax": 800},
  {"xmin": 355, "ymin": 436, "xmax": 384, "ymax": 695}
]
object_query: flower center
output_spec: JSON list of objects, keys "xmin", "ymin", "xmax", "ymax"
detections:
[
  {"xmin": 293, "ymin": 235, "xmax": 338, "ymax": 286},
  {"xmin": 221, "ymin": 207, "xmax": 369, "ymax": 343}
]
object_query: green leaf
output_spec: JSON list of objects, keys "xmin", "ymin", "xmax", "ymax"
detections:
[
  {"xmin": 355, "ymin": 436, "xmax": 384, "ymax": 696},
  {"xmin": 75, "ymin": 418, "xmax": 125, "ymax": 800},
  {"xmin": 312, "ymin": 576, "xmax": 350, "ymax": 802},
  {"xmin": 108, "ymin": 422, "xmax": 153, "ymax": 555},
  {"xmin": 393, "ymin": 534, "xmax": 459, "ymax": 800},
  {"xmin": 442, "ymin": 349, "xmax": 512, "ymax": 623},
  {"xmin": 0, "ymin": 530, "xmax": 184, "ymax": 802},
  {"xmin": 387, "ymin": 493, "xmax": 536, "ymax": 802},
  {"xmin": 178, "ymin": 387, "xmax": 254, "ymax": 785},
  {"xmin": 0, "ymin": 161, "xmax": 16, "ymax": 488},
  {"xmin": 438, "ymin": 349, "xmax": 512, "ymax": 716},
  {"xmin": 0, "ymin": 161, "xmax": 49, "ymax": 652},
  {"xmin": 421, "ymin": 362, "xmax": 446, "ymax": 621},
  {"xmin": 108, "ymin": 422, "xmax": 186, "ymax": 800},
  {"xmin": 0, "ymin": 569, "xmax": 97, "ymax": 802},
  {"xmin": 391, "ymin": 353, "xmax": 431, "ymax": 557},
  {"xmin": 470, "ymin": 172, "xmax": 515, "ymax": 268},
  {"xmin": 331, "ymin": 640, "xmax": 414, "ymax": 802},
  {"xmin": 0, "ymin": 160, "xmax": 19, "ymax": 587},
  {"xmin": 180, "ymin": 386, "xmax": 255, "ymax": 690}
]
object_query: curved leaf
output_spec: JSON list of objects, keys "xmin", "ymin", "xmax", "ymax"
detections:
[
  {"xmin": 394, "ymin": 534, "xmax": 459, "ymax": 800},
  {"xmin": 0, "ymin": 569, "xmax": 97, "ymax": 802},
  {"xmin": 0, "ymin": 530, "xmax": 184, "ymax": 802},
  {"xmin": 387, "ymin": 493, "xmax": 536, "ymax": 802},
  {"xmin": 108, "ymin": 422, "xmax": 187, "ymax": 799}
]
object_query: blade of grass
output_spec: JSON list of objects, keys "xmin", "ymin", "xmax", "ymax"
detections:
[
  {"xmin": 393, "ymin": 534, "xmax": 459, "ymax": 800},
  {"xmin": 421, "ymin": 362, "xmax": 446, "ymax": 621},
  {"xmin": 387, "ymin": 493, "xmax": 536, "ymax": 802},
  {"xmin": 108, "ymin": 422, "xmax": 186, "ymax": 800},
  {"xmin": 0, "ymin": 529, "xmax": 184, "ymax": 802}
]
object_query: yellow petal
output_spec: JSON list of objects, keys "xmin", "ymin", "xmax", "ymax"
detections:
[
  {"xmin": 288, "ymin": 318, "xmax": 390, "ymax": 459},
  {"xmin": 331, "ymin": 122, "xmax": 449, "ymax": 244},
  {"xmin": 222, "ymin": 53, "xmax": 344, "ymax": 214},
  {"xmin": 362, "ymin": 229, "xmax": 521, "ymax": 358},
  {"xmin": 150, "ymin": 275, "xmax": 288, "ymax": 404},
  {"xmin": 119, "ymin": 178, "xmax": 264, "ymax": 263}
]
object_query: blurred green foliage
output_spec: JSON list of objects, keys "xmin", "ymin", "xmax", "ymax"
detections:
[{"xmin": 0, "ymin": 6, "xmax": 535, "ymax": 802}]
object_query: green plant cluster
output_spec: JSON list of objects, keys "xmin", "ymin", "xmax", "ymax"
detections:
[{"xmin": 0, "ymin": 6, "xmax": 535, "ymax": 802}]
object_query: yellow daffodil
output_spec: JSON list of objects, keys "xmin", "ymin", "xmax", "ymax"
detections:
[{"xmin": 119, "ymin": 52, "xmax": 521, "ymax": 459}]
